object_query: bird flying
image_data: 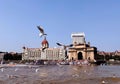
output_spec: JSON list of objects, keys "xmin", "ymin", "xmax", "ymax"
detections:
[
  {"xmin": 42, "ymin": 47, "xmax": 46, "ymax": 52},
  {"xmin": 56, "ymin": 42, "xmax": 73, "ymax": 49},
  {"xmin": 56, "ymin": 43, "xmax": 62, "ymax": 46},
  {"xmin": 56, "ymin": 42, "xmax": 73, "ymax": 59},
  {"xmin": 37, "ymin": 26, "xmax": 47, "ymax": 37}
]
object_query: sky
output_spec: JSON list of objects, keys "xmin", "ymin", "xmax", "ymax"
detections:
[{"xmin": 0, "ymin": 0, "xmax": 120, "ymax": 52}]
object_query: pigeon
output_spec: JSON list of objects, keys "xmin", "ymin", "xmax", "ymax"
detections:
[{"xmin": 37, "ymin": 26, "xmax": 47, "ymax": 37}]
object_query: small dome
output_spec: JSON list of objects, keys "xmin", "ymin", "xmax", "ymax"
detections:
[
  {"xmin": 41, "ymin": 37, "xmax": 49, "ymax": 48},
  {"xmin": 42, "ymin": 39, "xmax": 49, "ymax": 45}
]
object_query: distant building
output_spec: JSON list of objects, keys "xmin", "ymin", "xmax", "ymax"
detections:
[
  {"xmin": 41, "ymin": 48, "xmax": 65, "ymax": 60},
  {"xmin": 22, "ymin": 37, "xmax": 66, "ymax": 61},
  {"xmin": 22, "ymin": 48, "xmax": 41, "ymax": 60},
  {"xmin": 114, "ymin": 50, "xmax": 120, "ymax": 56},
  {"xmin": 68, "ymin": 33, "xmax": 97, "ymax": 62},
  {"xmin": 97, "ymin": 50, "xmax": 120, "ymax": 56}
]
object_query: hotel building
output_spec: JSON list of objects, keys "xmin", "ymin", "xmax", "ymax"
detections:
[{"xmin": 22, "ymin": 37, "xmax": 66, "ymax": 61}]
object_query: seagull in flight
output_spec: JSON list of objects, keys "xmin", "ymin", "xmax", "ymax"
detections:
[
  {"xmin": 56, "ymin": 42, "xmax": 73, "ymax": 59},
  {"xmin": 37, "ymin": 26, "xmax": 47, "ymax": 37},
  {"xmin": 56, "ymin": 42, "xmax": 73, "ymax": 49},
  {"xmin": 41, "ymin": 47, "xmax": 46, "ymax": 52}
]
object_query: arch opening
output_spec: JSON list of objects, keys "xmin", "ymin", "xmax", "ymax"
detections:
[{"xmin": 78, "ymin": 52, "xmax": 83, "ymax": 60}]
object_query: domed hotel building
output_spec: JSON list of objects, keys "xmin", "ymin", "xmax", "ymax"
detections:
[
  {"xmin": 22, "ymin": 33, "xmax": 97, "ymax": 62},
  {"xmin": 22, "ymin": 37, "xmax": 66, "ymax": 61}
]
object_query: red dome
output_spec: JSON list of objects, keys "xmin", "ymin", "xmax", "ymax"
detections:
[
  {"xmin": 41, "ymin": 37, "xmax": 49, "ymax": 48},
  {"xmin": 42, "ymin": 39, "xmax": 49, "ymax": 45}
]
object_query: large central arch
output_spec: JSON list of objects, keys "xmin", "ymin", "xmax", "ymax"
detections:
[{"xmin": 78, "ymin": 52, "xmax": 83, "ymax": 60}]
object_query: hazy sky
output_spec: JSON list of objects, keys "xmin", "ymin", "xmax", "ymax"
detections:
[{"xmin": 0, "ymin": 0, "xmax": 120, "ymax": 52}]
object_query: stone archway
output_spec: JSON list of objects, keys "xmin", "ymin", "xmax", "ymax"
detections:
[{"xmin": 78, "ymin": 52, "xmax": 83, "ymax": 60}]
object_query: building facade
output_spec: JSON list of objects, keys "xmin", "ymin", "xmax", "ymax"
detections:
[
  {"xmin": 22, "ymin": 47, "xmax": 66, "ymax": 61},
  {"xmin": 22, "ymin": 37, "xmax": 66, "ymax": 61},
  {"xmin": 68, "ymin": 33, "xmax": 97, "ymax": 62},
  {"xmin": 41, "ymin": 48, "xmax": 65, "ymax": 60},
  {"xmin": 22, "ymin": 33, "xmax": 97, "ymax": 62},
  {"xmin": 22, "ymin": 47, "xmax": 41, "ymax": 60}
]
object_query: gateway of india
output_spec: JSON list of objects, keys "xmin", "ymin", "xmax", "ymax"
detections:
[
  {"xmin": 22, "ymin": 32, "xmax": 97, "ymax": 62},
  {"xmin": 68, "ymin": 33, "xmax": 97, "ymax": 62}
]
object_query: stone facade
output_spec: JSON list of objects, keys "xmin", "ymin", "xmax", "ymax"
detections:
[
  {"xmin": 41, "ymin": 48, "xmax": 65, "ymax": 60},
  {"xmin": 68, "ymin": 33, "xmax": 97, "ymax": 62},
  {"xmin": 22, "ymin": 36, "xmax": 66, "ymax": 61},
  {"xmin": 22, "ymin": 47, "xmax": 66, "ymax": 61},
  {"xmin": 22, "ymin": 48, "xmax": 41, "ymax": 60},
  {"xmin": 68, "ymin": 44, "xmax": 97, "ymax": 62},
  {"xmin": 22, "ymin": 32, "xmax": 97, "ymax": 62}
]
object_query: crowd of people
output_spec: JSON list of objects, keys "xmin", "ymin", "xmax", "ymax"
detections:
[
  {"xmin": 0, "ymin": 59, "xmax": 91, "ymax": 67},
  {"xmin": 34, "ymin": 59, "xmax": 90, "ymax": 66}
]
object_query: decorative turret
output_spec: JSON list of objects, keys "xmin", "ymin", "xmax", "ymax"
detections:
[{"xmin": 71, "ymin": 32, "xmax": 86, "ymax": 44}]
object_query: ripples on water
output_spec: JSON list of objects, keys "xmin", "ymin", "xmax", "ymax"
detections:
[{"xmin": 0, "ymin": 65, "xmax": 120, "ymax": 82}]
